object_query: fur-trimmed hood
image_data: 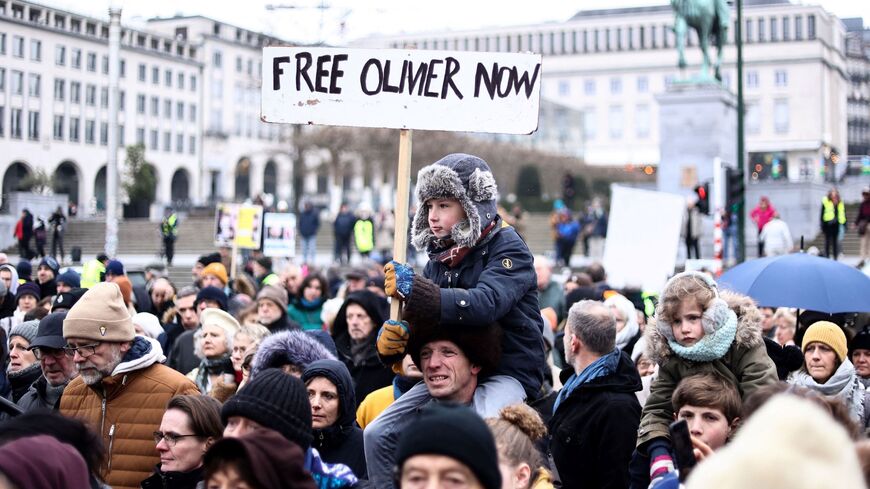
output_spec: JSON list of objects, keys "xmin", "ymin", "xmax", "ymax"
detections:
[
  {"xmin": 411, "ymin": 153, "xmax": 500, "ymax": 251},
  {"xmin": 251, "ymin": 330, "xmax": 337, "ymax": 379},
  {"xmin": 645, "ymin": 290, "xmax": 765, "ymax": 364}
]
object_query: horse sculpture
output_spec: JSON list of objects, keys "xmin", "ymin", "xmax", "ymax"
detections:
[{"xmin": 671, "ymin": 0, "xmax": 730, "ymax": 82}]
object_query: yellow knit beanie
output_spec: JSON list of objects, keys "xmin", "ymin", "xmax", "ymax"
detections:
[{"xmin": 801, "ymin": 321, "xmax": 847, "ymax": 362}]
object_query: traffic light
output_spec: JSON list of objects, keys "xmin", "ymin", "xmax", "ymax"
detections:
[
  {"xmin": 694, "ymin": 182, "xmax": 710, "ymax": 215},
  {"xmin": 725, "ymin": 167, "xmax": 744, "ymax": 210}
]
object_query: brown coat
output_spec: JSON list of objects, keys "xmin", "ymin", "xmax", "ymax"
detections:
[{"xmin": 60, "ymin": 362, "xmax": 199, "ymax": 489}]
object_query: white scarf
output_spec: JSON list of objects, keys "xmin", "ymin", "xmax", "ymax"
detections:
[
  {"xmin": 788, "ymin": 359, "xmax": 867, "ymax": 425},
  {"xmin": 616, "ymin": 318, "xmax": 640, "ymax": 351}
]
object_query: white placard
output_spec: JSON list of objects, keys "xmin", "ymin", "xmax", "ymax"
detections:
[
  {"xmin": 602, "ymin": 186, "xmax": 685, "ymax": 292},
  {"xmin": 262, "ymin": 212, "xmax": 297, "ymax": 258},
  {"xmin": 261, "ymin": 47, "xmax": 542, "ymax": 134}
]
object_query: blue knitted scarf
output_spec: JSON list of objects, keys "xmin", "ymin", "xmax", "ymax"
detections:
[{"xmin": 668, "ymin": 309, "xmax": 738, "ymax": 362}]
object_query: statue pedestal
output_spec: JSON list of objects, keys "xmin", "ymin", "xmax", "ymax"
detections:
[{"xmin": 656, "ymin": 83, "xmax": 736, "ymax": 195}]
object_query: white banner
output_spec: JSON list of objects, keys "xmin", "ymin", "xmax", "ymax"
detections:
[
  {"xmin": 262, "ymin": 212, "xmax": 297, "ymax": 258},
  {"xmin": 261, "ymin": 47, "xmax": 542, "ymax": 134}
]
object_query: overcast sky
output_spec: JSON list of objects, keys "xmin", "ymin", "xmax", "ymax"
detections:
[{"xmin": 40, "ymin": 0, "xmax": 870, "ymax": 46}]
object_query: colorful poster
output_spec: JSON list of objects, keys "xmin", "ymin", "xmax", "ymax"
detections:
[{"xmin": 214, "ymin": 203, "xmax": 264, "ymax": 249}]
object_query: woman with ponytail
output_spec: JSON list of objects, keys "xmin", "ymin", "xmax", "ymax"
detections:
[{"xmin": 486, "ymin": 404, "xmax": 554, "ymax": 489}]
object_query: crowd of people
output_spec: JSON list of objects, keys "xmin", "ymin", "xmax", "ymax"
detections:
[{"xmin": 0, "ymin": 153, "xmax": 868, "ymax": 489}]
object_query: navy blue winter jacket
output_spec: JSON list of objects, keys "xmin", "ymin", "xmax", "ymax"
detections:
[
  {"xmin": 298, "ymin": 209, "xmax": 320, "ymax": 238},
  {"xmin": 406, "ymin": 224, "xmax": 547, "ymax": 399}
]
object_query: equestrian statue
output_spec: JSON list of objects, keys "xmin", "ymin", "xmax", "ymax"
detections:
[{"xmin": 671, "ymin": 0, "xmax": 730, "ymax": 82}]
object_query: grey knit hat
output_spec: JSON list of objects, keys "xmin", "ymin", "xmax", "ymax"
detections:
[
  {"xmin": 411, "ymin": 153, "xmax": 500, "ymax": 251},
  {"xmin": 10, "ymin": 319, "xmax": 40, "ymax": 344}
]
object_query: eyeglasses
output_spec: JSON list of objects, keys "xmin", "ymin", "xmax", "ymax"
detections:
[
  {"xmin": 63, "ymin": 342, "xmax": 101, "ymax": 358},
  {"xmin": 32, "ymin": 347, "xmax": 66, "ymax": 360},
  {"xmin": 153, "ymin": 431, "xmax": 200, "ymax": 447}
]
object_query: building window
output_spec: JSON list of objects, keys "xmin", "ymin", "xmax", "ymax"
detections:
[
  {"xmin": 54, "ymin": 78, "xmax": 65, "ymax": 101},
  {"xmin": 165, "ymin": 69, "xmax": 172, "ymax": 87},
  {"xmin": 86, "ymin": 52, "xmax": 96, "ymax": 71},
  {"xmin": 138, "ymin": 63, "xmax": 146, "ymax": 81},
  {"xmin": 745, "ymin": 101, "xmax": 760, "ymax": 134},
  {"xmin": 637, "ymin": 76, "xmax": 649, "ymax": 93},
  {"xmin": 10, "ymin": 108, "xmax": 22, "ymax": 139},
  {"xmin": 609, "ymin": 105, "xmax": 623, "ymax": 139},
  {"xmin": 27, "ymin": 74, "xmax": 40, "ymax": 98},
  {"xmin": 770, "ymin": 17, "xmax": 778, "ymax": 41},
  {"xmin": 189, "ymin": 135, "xmax": 196, "ymax": 155},
  {"xmin": 152, "ymin": 66, "xmax": 159, "ymax": 84},
  {"xmin": 120, "ymin": 59, "xmax": 126, "ymax": 78},
  {"xmin": 794, "ymin": 16, "xmax": 803, "ymax": 40},
  {"xmin": 774, "ymin": 70, "xmax": 787, "ymax": 87},
  {"xmin": 0, "ymin": 107, "xmax": 4, "ymax": 136},
  {"xmin": 636, "ymin": 104, "xmax": 650, "ymax": 138},
  {"xmin": 55, "ymin": 45, "xmax": 66, "ymax": 65},
  {"xmin": 136, "ymin": 94, "xmax": 146, "ymax": 114},
  {"xmin": 774, "ymin": 99, "xmax": 789, "ymax": 134},
  {"xmin": 164, "ymin": 100, "xmax": 172, "ymax": 119},
  {"xmin": 12, "ymin": 36, "xmax": 24, "ymax": 58},
  {"xmin": 758, "ymin": 18, "xmax": 765, "ymax": 42},
  {"xmin": 558, "ymin": 80, "xmax": 570, "ymax": 96},
  {"xmin": 746, "ymin": 71, "xmax": 759, "ymax": 88},
  {"xmin": 85, "ymin": 120, "xmax": 95, "ymax": 144},
  {"xmin": 149, "ymin": 129, "xmax": 158, "ymax": 150},
  {"xmin": 177, "ymin": 72, "xmax": 185, "ymax": 89},
  {"xmin": 176, "ymin": 133, "xmax": 184, "ymax": 153},
  {"xmin": 100, "ymin": 122, "xmax": 108, "ymax": 145},
  {"xmin": 163, "ymin": 131, "xmax": 171, "ymax": 151},
  {"xmin": 11, "ymin": 70, "xmax": 23, "ymax": 95},
  {"xmin": 71, "ymin": 48, "xmax": 81, "ymax": 69},
  {"xmin": 27, "ymin": 111, "xmax": 39, "ymax": 140},
  {"xmin": 808, "ymin": 15, "xmax": 816, "ymax": 40},
  {"xmin": 745, "ymin": 19, "xmax": 753, "ymax": 43},
  {"xmin": 100, "ymin": 87, "xmax": 108, "ymax": 108},
  {"xmin": 85, "ymin": 84, "xmax": 96, "ymax": 106},
  {"xmin": 236, "ymin": 56, "xmax": 243, "ymax": 72},
  {"xmin": 782, "ymin": 17, "xmax": 790, "ymax": 41},
  {"xmin": 176, "ymin": 102, "xmax": 185, "ymax": 120},
  {"xmin": 190, "ymin": 75, "xmax": 197, "ymax": 91},
  {"xmin": 582, "ymin": 109, "xmax": 596, "ymax": 140},
  {"xmin": 189, "ymin": 104, "xmax": 197, "ymax": 122},
  {"xmin": 0, "ymin": 33, "xmax": 5, "ymax": 55},
  {"xmin": 150, "ymin": 96, "xmax": 159, "ymax": 116},
  {"xmin": 118, "ymin": 124, "xmax": 125, "ymax": 146},
  {"xmin": 53, "ymin": 115, "xmax": 64, "ymax": 140},
  {"xmin": 213, "ymin": 50, "xmax": 222, "ymax": 68},
  {"xmin": 69, "ymin": 117, "xmax": 80, "ymax": 142},
  {"xmin": 101, "ymin": 55, "xmax": 109, "ymax": 74},
  {"xmin": 0, "ymin": 68, "xmax": 4, "ymax": 92},
  {"xmin": 119, "ymin": 90, "xmax": 126, "ymax": 111},
  {"xmin": 26, "ymin": 39, "xmax": 40, "ymax": 61},
  {"xmin": 584, "ymin": 79, "xmax": 595, "ymax": 96},
  {"xmin": 610, "ymin": 77, "xmax": 622, "ymax": 94},
  {"xmin": 136, "ymin": 127, "xmax": 145, "ymax": 145},
  {"xmin": 211, "ymin": 78, "xmax": 223, "ymax": 99},
  {"xmin": 70, "ymin": 81, "xmax": 80, "ymax": 103}
]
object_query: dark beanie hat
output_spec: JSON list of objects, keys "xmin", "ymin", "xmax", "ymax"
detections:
[
  {"xmin": 16, "ymin": 282, "xmax": 41, "ymax": 303},
  {"xmin": 52, "ymin": 288, "xmax": 87, "ymax": 312},
  {"xmin": 56, "ymin": 270, "xmax": 81, "ymax": 288},
  {"xmin": 396, "ymin": 403, "xmax": 501, "ymax": 489},
  {"xmin": 38, "ymin": 257, "xmax": 60, "ymax": 276},
  {"xmin": 197, "ymin": 252, "xmax": 222, "ymax": 267},
  {"xmin": 196, "ymin": 286, "xmax": 228, "ymax": 311},
  {"xmin": 255, "ymin": 256, "xmax": 273, "ymax": 270},
  {"xmin": 221, "ymin": 368, "xmax": 313, "ymax": 449},
  {"xmin": 850, "ymin": 327, "xmax": 870, "ymax": 358},
  {"xmin": 17, "ymin": 260, "xmax": 32, "ymax": 280}
]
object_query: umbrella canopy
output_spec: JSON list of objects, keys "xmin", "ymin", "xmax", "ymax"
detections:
[{"xmin": 718, "ymin": 253, "xmax": 870, "ymax": 314}]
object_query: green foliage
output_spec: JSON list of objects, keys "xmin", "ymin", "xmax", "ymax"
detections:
[
  {"xmin": 18, "ymin": 169, "xmax": 54, "ymax": 194},
  {"xmin": 123, "ymin": 144, "xmax": 157, "ymax": 203},
  {"xmin": 514, "ymin": 165, "xmax": 551, "ymax": 212}
]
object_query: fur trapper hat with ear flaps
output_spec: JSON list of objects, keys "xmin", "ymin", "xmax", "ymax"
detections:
[{"xmin": 411, "ymin": 153, "xmax": 500, "ymax": 251}]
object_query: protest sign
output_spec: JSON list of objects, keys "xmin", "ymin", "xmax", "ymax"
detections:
[
  {"xmin": 263, "ymin": 212, "xmax": 297, "ymax": 258},
  {"xmin": 603, "ymin": 186, "xmax": 685, "ymax": 292},
  {"xmin": 214, "ymin": 203, "xmax": 264, "ymax": 250},
  {"xmin": 261, "ymin": 47, "xmax": 543, "ymax": 134}
]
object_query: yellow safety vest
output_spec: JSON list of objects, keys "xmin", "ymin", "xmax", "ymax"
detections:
[
  {"xmin": 354, "ymin": 220, "xmax": 374, "ymax": 253},
  {"xmin": 822, "ymin": 197, "xmax": 846, "ymax": 225},
  {"xmin": 81, "ymin": 259, "xmax": 105, "ymax": 289}
]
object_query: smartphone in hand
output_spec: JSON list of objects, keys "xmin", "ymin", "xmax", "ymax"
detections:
[{"xmin": 669, "ymin": 419, "xmax": 697, "ymax": 482}]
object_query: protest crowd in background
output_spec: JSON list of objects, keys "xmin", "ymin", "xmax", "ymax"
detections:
[{"xmin": 0, "ymin": 153, "xmax": 868, "ymax": 489}]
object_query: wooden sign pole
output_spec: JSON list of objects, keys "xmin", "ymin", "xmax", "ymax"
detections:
[{"xmin": 390, "ymin": 129, "xmax": 413, "ymax": 321}]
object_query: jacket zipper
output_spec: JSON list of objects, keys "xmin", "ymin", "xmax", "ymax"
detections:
[{"xmin": 107, "ymin": 424, "xmax": 116, "ymax": 472}]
